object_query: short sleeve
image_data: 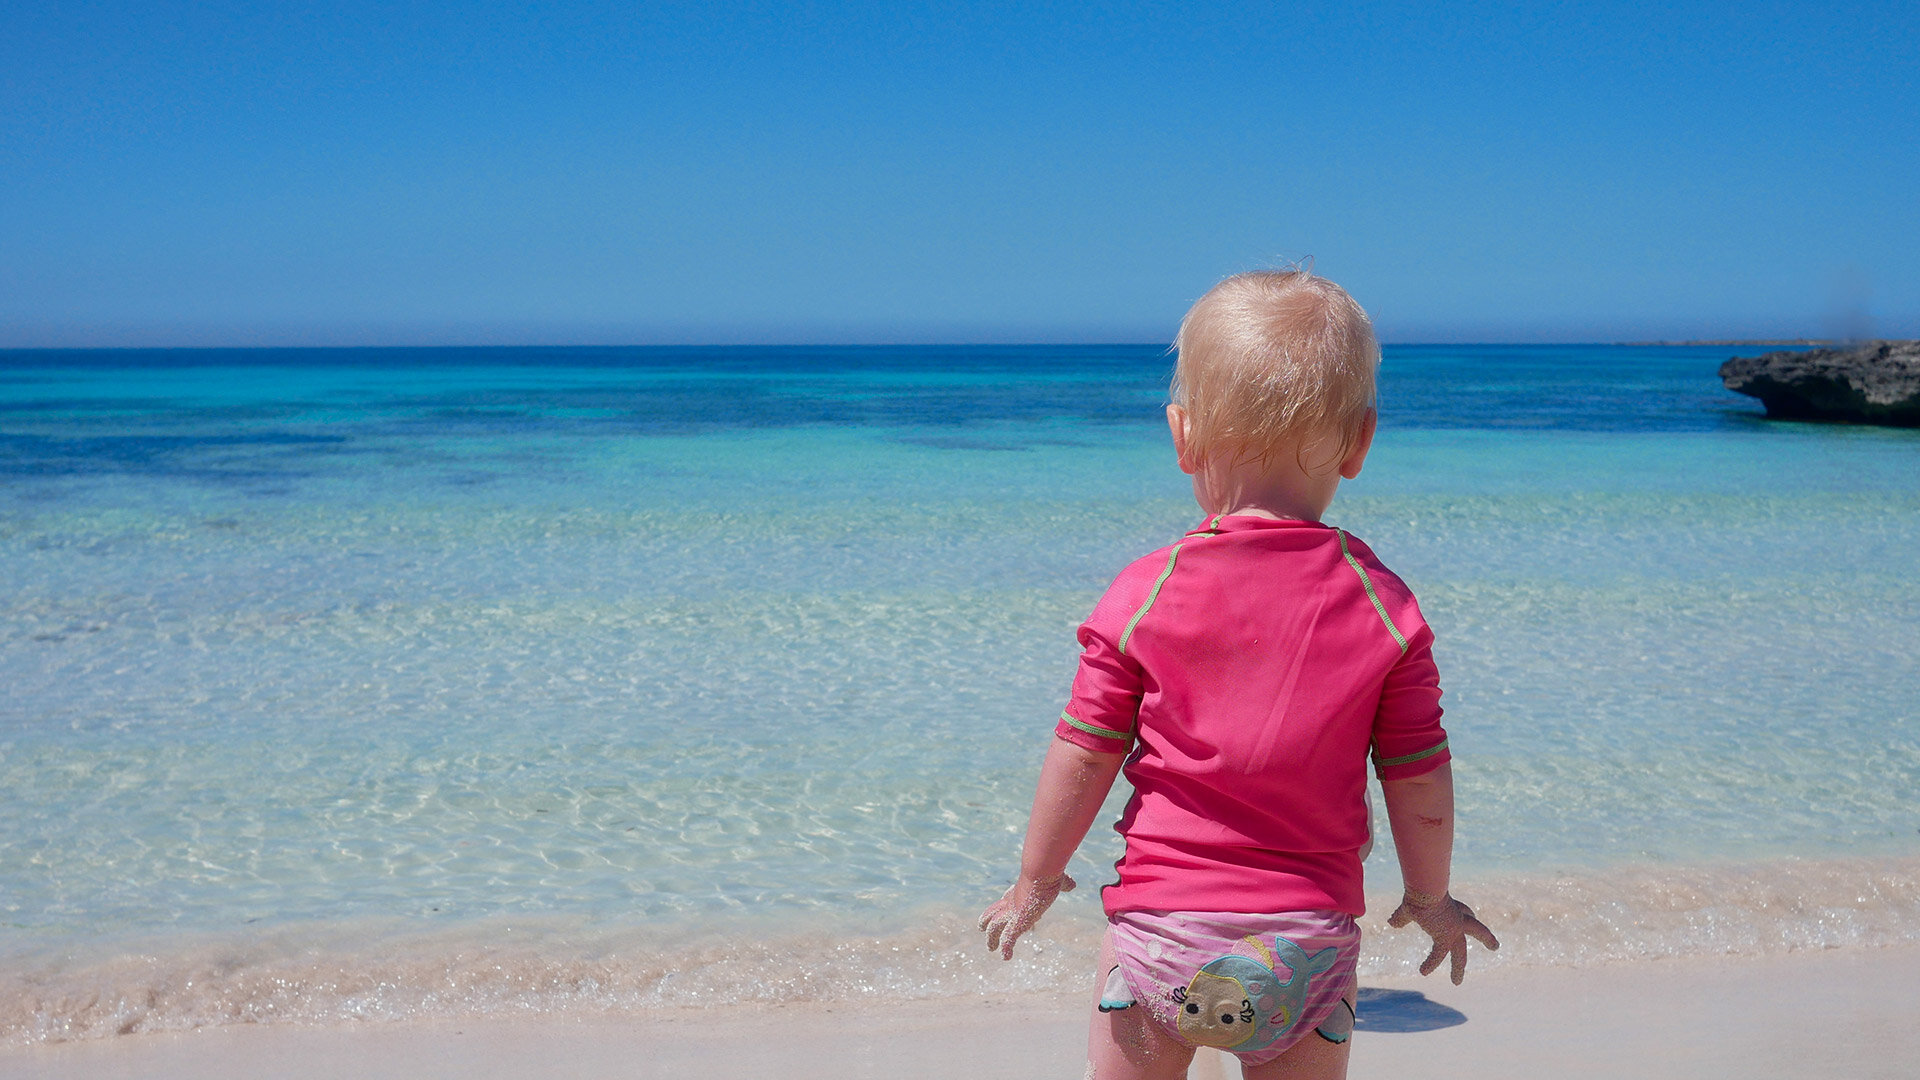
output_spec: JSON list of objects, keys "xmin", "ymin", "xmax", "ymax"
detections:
[
  {"xmin": 1053, "ymin": 621, "xmax": 1144, "ymax": 754},
  {"xmin": 1370, "ymin": 623, "xmax": 1451, "ymax": 781}
]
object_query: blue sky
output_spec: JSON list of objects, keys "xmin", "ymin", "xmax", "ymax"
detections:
[{"xmin": 2, "ymin": 1, "xmax": 1915, "ymax": 346}]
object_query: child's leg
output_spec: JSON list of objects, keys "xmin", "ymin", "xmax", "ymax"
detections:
[
  {"xmin": 1088, "ymin": 927, "xmax": 1195, "ymax": 1080},
  {"xmin": 1237, "ymin": 1007, "xmax": 1352, "ymax": 1080}
]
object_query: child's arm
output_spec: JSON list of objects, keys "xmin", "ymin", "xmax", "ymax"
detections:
[
  {"xmin": 978, "ymin": 737, "xmax": 1126, "ymax": 959},
  {"xmin": 1380, "ymin": 762, "xmax": 1499, "ymax": 983}
]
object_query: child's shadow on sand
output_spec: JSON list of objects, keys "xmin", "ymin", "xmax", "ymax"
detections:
[{"xmin": 1352, "ymin": 987, "xmax": 1468, "ymax": 1033}]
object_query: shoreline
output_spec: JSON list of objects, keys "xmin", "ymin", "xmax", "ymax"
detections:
[
  {"xmin": 7, "ymin": 852, "xmax": 1919, "ymax": 1050},
  {"xmin": 6, "ymin": 943, "xmax": 1914, "ymax": 1079}
]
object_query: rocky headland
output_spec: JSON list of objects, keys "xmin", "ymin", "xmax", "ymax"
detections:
[{"xmin": 1719, "ymin": 340, "xmax": 1920, "ymax": 427}]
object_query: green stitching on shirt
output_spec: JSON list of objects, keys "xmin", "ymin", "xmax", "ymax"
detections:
[
  {"xmin": 1337, "ymin": 529, "xmax": 1409, "ymax": 655},
  {"xmin": 1373, "ymin": 738, "xmax": 1448, "ymax": 768},
  {"xmin": 1059, "ymin": 710, "xmax": 1133, "ymax": 743},
  {"xmin": 1118, "ymin": 543, "xmax": 1183, "ymax": 655}
]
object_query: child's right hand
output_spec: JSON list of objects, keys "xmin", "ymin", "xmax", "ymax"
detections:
[
  {"xmin": 1387, "ymin": 889, "xmax": 1499, "ymax": 984},
  {"xmin": 978, "ymin": 872, "xmax": 1077, "ymax": 959}
]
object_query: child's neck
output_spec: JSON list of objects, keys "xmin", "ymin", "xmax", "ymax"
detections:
[{"xmin": 1193, "ymin": 453, "xmax": 1342, "ymax": 523}]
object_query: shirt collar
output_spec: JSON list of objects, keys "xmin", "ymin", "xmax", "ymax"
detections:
[{"xmin": 1186, "ymin": 513, "xmax": 1331, "ymax": 537}]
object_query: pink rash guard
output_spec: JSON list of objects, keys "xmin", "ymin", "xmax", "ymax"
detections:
[{"xmin": 1053, "ymin": 514, "xmax": 1450, "ymax": 918}]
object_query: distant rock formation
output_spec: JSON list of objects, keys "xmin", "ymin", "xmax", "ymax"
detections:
[{"xmin": 1719, "ymin": 340, "xmax": 1920, "ymax": 427}]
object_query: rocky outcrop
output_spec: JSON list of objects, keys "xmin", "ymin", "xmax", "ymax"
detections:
[{"xmin": 1719, "ymin": 340, "xmax": 1920, "ymax": 427}]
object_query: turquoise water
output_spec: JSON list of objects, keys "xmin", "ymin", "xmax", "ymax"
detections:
[{"xmin": 2, "ymin": 345, "xmax": 1917, "ymax": 1041}]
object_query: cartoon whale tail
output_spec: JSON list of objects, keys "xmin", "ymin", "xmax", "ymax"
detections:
[{"xmin": 1271, "ymin": 937, "xmax": 1340, "ymax": 986}]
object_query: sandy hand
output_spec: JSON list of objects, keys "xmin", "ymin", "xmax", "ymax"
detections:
[
  {"xmin": 978, "ymin": 872, "xmax": 1076, "ymax": 959},
  {"xmin": 1387, "ymin": 890, "xmax": 1499, "ymax": 985}
]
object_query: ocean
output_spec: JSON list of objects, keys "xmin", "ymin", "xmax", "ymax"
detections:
[{"xmin": 2, "ymin": 344, "xmax": 1916, "ymax": 1044}]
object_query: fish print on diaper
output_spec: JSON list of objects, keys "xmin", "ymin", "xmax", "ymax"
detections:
[{"xmin": 1170, "ymin": 936, "xmax": 1338, "ymax": 1053}]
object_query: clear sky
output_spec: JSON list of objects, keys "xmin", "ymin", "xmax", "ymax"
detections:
[{"xmin": 3, "ymin": 1, "xmax": 1915, "ymax": 346}]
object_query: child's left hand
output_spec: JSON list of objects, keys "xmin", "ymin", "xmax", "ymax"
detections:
[
  {"xmin": 1387, "ymin": 889, "xmax": 1499, "ymax": 984},
  {"xmin": 978, "ymin": 872, "xmax": 1077, "ymax": 959}
]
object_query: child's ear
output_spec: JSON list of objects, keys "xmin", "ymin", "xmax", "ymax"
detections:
[
  {"xmin": 1338, "ymin": 408, "xmax": 1377, "ymax": 480},
  {"xmin": 1167, "ymin": 405, "xmax": 1199, "ymax": 475}
]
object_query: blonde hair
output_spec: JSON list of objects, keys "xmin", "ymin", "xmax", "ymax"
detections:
[{"xmin": 1171, "ymin": 269, "xmax": 1380, "ymax": 466}]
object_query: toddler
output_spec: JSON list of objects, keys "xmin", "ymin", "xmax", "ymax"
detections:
[{"xmin": 978, "ymin": 271, "xmax": 1496, "ymax": 1080}]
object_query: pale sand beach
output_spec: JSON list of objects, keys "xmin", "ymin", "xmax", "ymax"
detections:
[{"xmin": 6, "ymin": 943, "xmax": 1913, "ymax": 1080}]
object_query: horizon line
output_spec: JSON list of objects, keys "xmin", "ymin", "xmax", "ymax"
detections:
[{"xmin": 0, "ymin": 338, "xmax": 1845, "ymax": 354}]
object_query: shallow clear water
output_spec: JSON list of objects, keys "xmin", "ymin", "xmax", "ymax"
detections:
[{"xmin": 2, "ymin": 344, "xmax": 1916, "ymax": 1041}]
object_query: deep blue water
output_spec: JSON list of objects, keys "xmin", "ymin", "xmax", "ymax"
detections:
[{"xmin": 0, "ymin": 344, "xmax": 1795, "ymax": 488}]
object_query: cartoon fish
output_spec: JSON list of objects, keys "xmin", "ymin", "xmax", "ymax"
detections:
[{"xmin": 1170, "ymin": 936, "xmax": 1339, "ymax": 1053}]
